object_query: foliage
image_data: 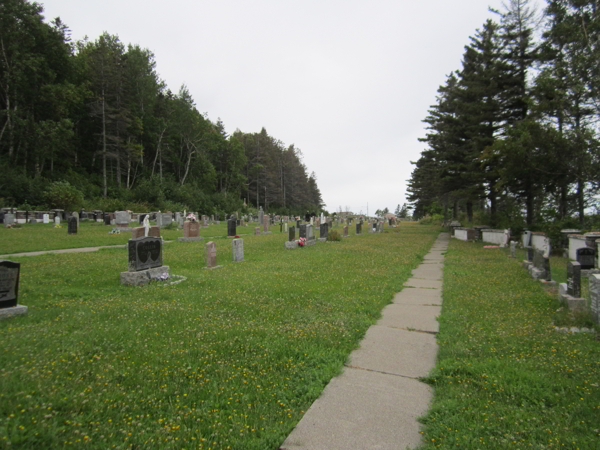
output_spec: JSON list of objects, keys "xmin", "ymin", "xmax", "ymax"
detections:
[
  {"xmin": 0, "ymin": 3, "xmax": 323, "ymax": 217},
  {"xmin": 327, "ymin": 230, "xmax": 342, "ymax": 241},
  {"xmin": 43, "ymin": 180, "xmax": 84, "ymax": 211}
]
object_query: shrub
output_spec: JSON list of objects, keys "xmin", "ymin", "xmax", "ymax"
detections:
[
  {"xmin": 327, "ymin": 230, "xmax": 342, "ymax": 241},
  {"xmin": 44, "ymin": 181, "xmax": 84, "ymax": 211}
]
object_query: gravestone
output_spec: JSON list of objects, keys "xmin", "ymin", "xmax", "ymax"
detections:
[
  {"xmin": 4, "ymin": 213, "xmax": 15, "ymax": 227},
  {"xmin": 255, "ymin": 227, "xmax": 260, "ymax": 235},
  {"xmin": 228, "ymin": 215, "xmax": 237, "ymax": 237},
  {"xmin": 121, "ymin": 236, "xmax": 168, "ymax": 286},
  {"xmin": 356, "ymin": 223, "xmax": 362, "ymax": 235},
  {"xmin": 284, "ymin": 223, "xmax": 288, "ymax": 233},
  {"xmin": 204, "ymin": 241, "xmax": 220, "ymax": 269},
  {"xmin": 0, "ymin": 260, "xmax": 27, "ymax": 319},
  {"xmin": 68, "ymin": 217, "xmax": 77, "ymax": 234},
  {"xmin": 510, "ymin": 241, "xmax": 517, "ymax": 258},
  {"xmin": 116, "ymin": 211, "xmax": 129, "ymax": 226},
  {"xmin": 320, "ymin": 223, "xmax": 329, "ymax": 241},
  {"xmin": 232, "ymin": 238, "xmax": 244, "ymax": 262},
  {"xmin": 263, "ymin": 216, "xmax": 269, "ymax": 233},
  {"xmin": 567, "ymin": 261, "xmax": 581, "ymax": 298},
  {"xmin": 128, "ymin": 237, "xmax": 162, "ymax": 271},
  {"xmin": 299, "ymin": 224, "xmax": 307, "ymax": 239},
  {"xmin": 296, "ymin": 219, "xmax": 301, "ymax": 229},
  {"xmin": 289, "ymin": 226, "xmax": 296, "ymax": 241},
  {"xmin": 178, "ymin": 221, "xmax": 203, "ymax": 242},
  {"xmin": 72, "ymin": 211, "xmax": 80, "ymax": 229},
  {"xmin": 532, "ymin": 249, "xmax": 552, "ymax": 281},
  {"xmin": 344, "ymin": 225, "xmax": 348, "ymax": 237},
  {"xmin": 258, "ymin": 207, "xmax": 264, "ymax": 228},
  {"xmin": 43, "ymin": 214, "xmax": 49, "ymax": 224},
  {"xmin": 104, "ymin": 214, "xmax": 111, "ymax": 225},
  {"xmin": 591, "ymin": 274, "xmax": 600, "ymax": 324},
  {"xmin": 576, "ymin": 247, "xmax": 595, "ymax": 270},
  {"xmin": 0, "ymin": 212, "xmax": 4, "ymax": 224},
  {"xmin": 306, "ymin": 224, "xmax": 314, "ymax": 240},
  {"xmin": 54, "ymin": 216, "xmax": 61, "ymax": 226}
]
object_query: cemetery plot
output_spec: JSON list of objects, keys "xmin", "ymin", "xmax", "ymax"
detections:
[{"xmin": 0, "ymin": 224, "xmax": 440, "ymax": 449}]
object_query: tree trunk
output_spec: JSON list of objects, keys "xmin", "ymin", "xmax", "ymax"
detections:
[
  {"xmin": 467, "ymin": 200, "xmax": 473, "ymax": 223},
  {"xmin": 102, "ymin": 88, "xmax": 108, "ymax": 197}
]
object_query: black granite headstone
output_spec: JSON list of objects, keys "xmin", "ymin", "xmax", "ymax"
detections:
[
  {"xmin": 567, "ymin": 261, "xmax": 581, "ymax": 298},
  {"xmin": 296, "ymin": 219, "xmax": 301, "ymax": 229},
  {"xmin": 227, "ymin": 216, "xmax": 237, "ymax": 237},
  {"xmin": 68, "ymin": 217, "xmax": 77, "ymax": 234},
  {"xmin": 104, "ymin": 214, "xmax": 111, "ymax": 225},
  {"xmin": 299, "ymin": 224, "xmax": 307, "ymax": 239},
  {"xmin": 289, "ymin": 226, "xmax": 295, "ymax": 242},
  {"xmin": 320, "ymin": 223, "xmax": 328, "ymax": 239},
  {"xmin": 576, "ymin": 247, "xmax": 596, "ymax": 270},
  {"xmin": 128, "ymin": 237, "xmax": 162, "ymax": 272},
  {"xmin": 527, "ymin": 247, "xmax": 534, "ymax": 262},
  {"xmin": 0, "ymin": 260, "xmax": 20, "ymax": 309},
  {"xmin": 0, "ymin": 212, "xmax": 4, "ymax": 224}
]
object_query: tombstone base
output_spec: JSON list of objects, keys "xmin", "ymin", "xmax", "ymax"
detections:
[
  {"xmin": 120, "ymin": 266, "xmax": 170, "ymax": 286},
  {"xmin": 522, "ymin": 261, "xmax": 533, "ymax": 270},
  {"xmin": 318, "ymin": 238, "xmax": 327, "ymax": 242},
  {"xmin": 305, "ymin": 238, "xmax": 317, "ymax": 247},
  {"xmin": 285, "ymin": 241, "xmax": 298, "ymax": 250},
  {"xmin": 203, "ymin": 265, "xmax": 223, "ymax": 270},
  {"xmin": 530, "ymin": 267, "xmax": 544, "ymax": 280},
  {"xmin": 0, "ymin": 305, "xmax": 28, "ymax": 320},
  {"xmin": 582, "ymin": 269, "xmax": 600, "ymax": 278},
  {"xmin": 178, "ymin": 237, "xmax": 205, "ymax": 242},
  {"xmin": 559, "ymin": 293, "xmax": 587, "ymax": 311}
]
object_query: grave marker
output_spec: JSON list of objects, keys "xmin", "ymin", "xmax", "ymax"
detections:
[
  {"xmin": 344, "ymin": 225, "xmax": 348, "ymax": 237},
  {"xmin": 576, "ymin": 247, "xmax": 595, "ymax": 270},
  {"xmin": 204, "ymin": 241, "xmax": 220, "ymax": 269},
  {"xmin": 0, "ymin": 260, "xmax": 28, "ymax": 319},
  {"xmin": 567, "ymin": 261, "xmax": 581, "ymax": 298},
  {"xmin": 320, "ymin": 223, "xmax": 328, "ymax": 241},
  {"xmin": 4, "ymin": 213, "xmax": 15, "ymax": 227},
  {"xmin": 228, "ymin": 215, "xmax": 237, "ymax": 237},
  {"xmin": 68, "ymin": 217, "xmax": 77, "ymax": 234},
  {"xmin": 233, "ymin": 238, "xmax": 244, "ymax": 262},
  {"xmin": 43, "ymin": 214, "xmax": 49, "ymax": 224}
]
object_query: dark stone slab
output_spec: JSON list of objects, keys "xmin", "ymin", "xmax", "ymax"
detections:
[
  {"xmin": 0, "ymin": 260, "xmax": 20, "ymax": 309},
  {"xmin": 320, "ymin": 223, "xmax": 329, "ymax": 239},
  {"xmin": 68, "ymin": 217, "xmax": 77, "ymax": 234},
  {"xmin": 532, "ymin": 250, "xmax": 551, "ymax": 281},
  {"xmin": 567, "ymin": 261, "xmax": 581, "ymax": 298},
  {"xmin": 128, "ymin": 237, "xmax": 163, "ymax": 272},
  {"xmin": 527, "ymin": 247, "xmax": 534, "ymax": 262},
  {"xmin": 227, "ymin": 215, "xmax": 237, "ymax": 237},
  {"xmin": 289, "ymin": 226, "xmax": 295, "ymax": 242},
  {"xmin": 299, "ymin": 224, "xmax": 307, "ymax": 239},
  {"xmin": 576, "ymin": 247, "xmax": 595, "ymax": 270},
  {"xmin": 356, "ymin": 223, "xmax": 362, "ymax": 235},
  {"xmin": 104, "ymin": 214, "xmax": 111, "ymax": 225}
]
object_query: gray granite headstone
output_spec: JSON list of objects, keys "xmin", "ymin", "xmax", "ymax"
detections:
[
  {"xmin": 590, "ymin": 274, "xmax": 600, "ymax": 324},
  {"xmin": 567, "ymin": 261, "xmax": 581, "ymax": 298},
  {"xmin": 128, "ymin": 237, "xmax": 163, "ymax": 272},
  {"xmin": 532, "ymin": 250, "xmax": 551, "ymax": 281},
  {"xmin": 4, "ymin": 213, "xmax": 15, "ymax": 227},
  {"xmin": 299, "ymin": 224, "xmax": 307, "ymax": 239},
  {"xmin": 320, "ymin": 223, "xmax": 329, "ymax": 239},
  {"xmin": 233, "ymin": 238, "xmax": 244, "ymax": 262},
  {"xmin": 0, "ymin": 260, "xmax": 20, "ymax": 309}
]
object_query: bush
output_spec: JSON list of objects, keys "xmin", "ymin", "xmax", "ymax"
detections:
[
  {"xmin": 44, "ymin": 181, "xmax": 84, "ymax": 211},
  {"xmin": 327, "ymin": 230, "xmax": 342, "ymax": 241}
]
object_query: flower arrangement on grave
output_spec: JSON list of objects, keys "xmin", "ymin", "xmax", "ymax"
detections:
[
  {"xmin": 186, "ymin": 213, "xmax": 197, "ymax": 222},
  {"xmin": 297, "ymin": 237, "xmax": 307, "ymax": 247},
  {"xmin": 53, "ymin": 224, "xmax": 62, "ymax": 229},
  {"xmin": 109, "ymin": 228, "xmax": 121, "ymax": 234},
  {"xmin": 235, "ymin": 234, "xmax": 240, "ymax": 238}
]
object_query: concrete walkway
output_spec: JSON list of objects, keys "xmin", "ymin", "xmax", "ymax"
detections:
[{"xmin": 280, "ymin": 232, "xmax": 449, "ymax": 450}]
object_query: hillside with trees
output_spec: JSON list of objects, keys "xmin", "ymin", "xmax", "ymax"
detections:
[
  {"xmin": 0, "ymin": 0, "xmax": 324, "ymax": 216},
  {"xmin": 407, "ymin": 0, "xmax": 599, "ymax": 233}
]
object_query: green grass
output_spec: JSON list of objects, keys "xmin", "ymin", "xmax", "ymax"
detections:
[
  {"xmin": 0, "ymin": 221, "xmax": 293, "ymax": 255},
  {"xmin": 0, "ymin": 223, "xmax": 440, "ymax": 449},
  {"xmin": 421, "ymin": 239, "xmax": 600, "ymax": 449}
]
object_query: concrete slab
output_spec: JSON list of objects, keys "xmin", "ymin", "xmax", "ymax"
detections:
[
  {"xmin": 412, "ymin": 267, "xmax": 443, "ymax": 279},
  {"xmin": 280, "ymin": 367, "xmax": 432, "ymax": 450},
  {"xmin": 348, "ymin": 326, "xmax": 438, "ymax": 378},
  {"xmin": 393, "ymin": 288, "xmax": 442, "ymax": 306},
  {"xmin": 377, "ymin": 304, "xmax": 441, "ymax": 333},
  {"xmin": 404, "ymin": 278, "xmax": 443, "ymax": 289}
]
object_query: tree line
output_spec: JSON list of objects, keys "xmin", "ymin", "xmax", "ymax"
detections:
[
  {"xmin": 407, "ymin": 0, "xmax": 599, "ymax": 231},
  {"xmin": 0, "ymin": 0, "xmax": 324, "ymax": 216}
]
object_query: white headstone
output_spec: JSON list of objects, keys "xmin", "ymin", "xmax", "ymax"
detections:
[
  {"xmin": 43, "ymin": 214, "xmax": 49, "ymax": 224},
  {"xmin": 54, "ymin": 216, "xmax": 60, "ymax": 225},
  {"xmin": 143, "ymin": 215, "xmax": 150, "ymax": 237}
]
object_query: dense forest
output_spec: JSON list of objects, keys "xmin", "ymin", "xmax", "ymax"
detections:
[
  {"xmin": 407, "ymin": 0, "xmax": 600, "ymax": 232},
  {"xmin": 0, "ymin": 0, "xmax": 324, "ymax": 216}
]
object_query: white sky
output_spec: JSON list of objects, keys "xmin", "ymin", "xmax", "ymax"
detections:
[{"xmin": 40, "ymin": 0, "xmax": 509, "ymax": 216}]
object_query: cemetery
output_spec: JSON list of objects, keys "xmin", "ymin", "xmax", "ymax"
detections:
[{"xmin": 0, "ymin": 214, "xmax": 598, "ymax": 448}]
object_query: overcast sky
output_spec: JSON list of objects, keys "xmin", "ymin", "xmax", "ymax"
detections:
[{"xmin": 40, "ymin": 0, "xmax": 510, "ymax": 216}]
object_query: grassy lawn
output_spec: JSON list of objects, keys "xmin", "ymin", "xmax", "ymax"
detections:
[
  {"xmin": 0, "ymin": 223, "xmax": 439, "ymax": 449},
  {"xmin": 421, "ymin": 239, "xmax": 600, "ymax": 449},
  {"xmin": 0, "ymin": 221, "xmax": 291, "ymax": 255}
]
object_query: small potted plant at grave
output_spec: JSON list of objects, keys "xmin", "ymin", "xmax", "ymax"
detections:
[
  {"xmin": 186, "ymin": 213, "xmax": 197, "ymax": 222},
  {"xmin": 297, "ymin": 237, "xmax": 307, "ymax": 247}
]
